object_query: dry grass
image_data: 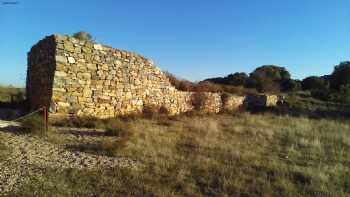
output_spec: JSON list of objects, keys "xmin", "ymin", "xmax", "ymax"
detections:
[
  {"xmin": 0, "ymin": 135, "xmax": 9, "ymax": 160},
  {"xmin": 11, "ymin": 113, "xmax": 350, "ymax": 196},
  {"xmin": 104, "ymin": 119, "xmax": 134, "ymax": 137},
  {"xmin": 20, "ymin": 114, "xmax": 47, "ymax": 136}
]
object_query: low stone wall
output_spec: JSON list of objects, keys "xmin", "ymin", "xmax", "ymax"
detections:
[
  {"xmin": 223, "ymin": 95, "xmax": 245, "ymax": 111},
  {"xmin": 27, "ymin": 34, "xmax": 280, "ymax": 119},
  {"xmin": 244, "ymin": 94, "xmax": 280, "ymax": 108}
]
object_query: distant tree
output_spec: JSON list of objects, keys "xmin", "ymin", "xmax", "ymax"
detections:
[
  {"xmin": 330, "ymin": 61, "xmax": 350, "ymax": 90},
  {"xmin": 282, "ymin": 79, "xmax": 301, "ymax": 92},
  {"xmin": 204, "ymin": 72, "xmax": 249, "ymax": 86},
  {"xmin": 203, "ymin": 77, "xmax": 226, "ymax": 84},
  {"xmin": 226, "ymin": 72, "xmax": 249, "ymax": 86},
  {"xmin": 247, "ymin": 65, "xmax": 291, "ymax": 92},
  {"xmin": 301, "ymin": 76, "xmax": 329, "ymax": 90},
  {"xmin": 73, "ymin": 31, "xmax": 93, "ymax": 41}
]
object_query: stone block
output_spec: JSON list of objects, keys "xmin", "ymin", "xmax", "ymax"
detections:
[
  {"xmin": 56, "ymin": 55, "xmax": 67, "ymax": 64},
  {"xmin": 67, "ymin": 57, "xmax": 76, "ymax": 64}
]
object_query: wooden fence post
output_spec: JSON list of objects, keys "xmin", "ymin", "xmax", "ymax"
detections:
[{"xmin": 43, "ymin": 106, "xmax": 48, "ymax": 133}]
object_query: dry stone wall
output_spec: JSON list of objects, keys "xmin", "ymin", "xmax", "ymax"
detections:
[{"xmin": 26, "ymin": 35, "xmax": 279, "ymax": 118}]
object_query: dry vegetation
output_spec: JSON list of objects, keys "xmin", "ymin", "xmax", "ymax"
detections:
[
  {"xmin": 164, "ymin": 71, "xmax": 257, "ymax": 95},
  {"xmin": 7, "ymin": 112, "xmax": 350, "ymax": 196}
]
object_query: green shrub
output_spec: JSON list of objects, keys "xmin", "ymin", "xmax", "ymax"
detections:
[
  {"xmin": 247, "ymin": 65, "xmax": 291, "ymax": 93},
  {"xmin": 311, "ymin": 89, "xmax": 331, "ymax": 101},
  {"xmin": 330, "ymin": 61, "xmax": 350, "ymax": 90},
  {"xmin": 301, "ymin": 76, "xmax": 329, "ymax": 90}
]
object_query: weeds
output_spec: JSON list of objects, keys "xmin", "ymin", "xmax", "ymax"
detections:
[
  {"xmin": 52, "ymin": 116, "xmax": 105, "ymax": 128},
  {"xmin": 104, "ymin": 119, "xmax": 134, "ymax": 138},
  {"xmin": 0, "ymin": 136, "xmax": 9, "ymax": 160},
  {"xmin": 100, "ymin": 138, "xmax": 129, "ymax": 156}
]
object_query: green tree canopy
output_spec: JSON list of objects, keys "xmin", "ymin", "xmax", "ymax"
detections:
[
  {"xmin": 330, "ymin": 61, "xmax": 350, "ymax": 90},
  {"xmin": 301, "ymin": 76, "xmax": 329, "ymax": 90},
  {"xmin": 247, "ymin": 65, "xmax": 291, "ymax": 92}
]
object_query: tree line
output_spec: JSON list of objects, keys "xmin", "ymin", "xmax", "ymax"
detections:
[{"xmin": 203, "ymin": 62, "xmax": 350, "ymax": 103}]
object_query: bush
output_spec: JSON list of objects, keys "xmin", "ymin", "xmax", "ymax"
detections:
[
  {"xmin": 220, "ymin": 85, "xmax": 257, "ymax": 95},
  {"xmin": 104, "ymin": 119, "xmax": 134, "ymax": 138},
  {"xmin": 52, "ymin": 116, "xmax": 105, "ymax": 128},
  {"xmin": 301, "ymin": 76, "xmax": 329, "ymax": 90},
  {"xmin": 164, "ymin": 71, "xmax": 195, "ymax": 91},
  {"xmin": 100, "ymin": 138, "xmax": 129, "ymax": 156},
  {"xmin": 191, "ymin": 92, "xmax": 208, "ymax": 111},
  {"xmin": 194, "ymin": 81, "xmax": 221, "ymax": 93},
  {"xmin": 205, "ymin": 72, "xmax": 249, "ymax": 86},
  {"xmin": 21, "ymin": 114, "xmax": 47, "ymax": 136},
  {"xmin": 310, "ymin": 89, "xmax": 331, "ymax": 101},
  {"xmin": 329, "ymin": 84, "xmax": 350, "ymax": 103},
  {"xmin": 73, "ymin": 31, "xmax": 93, "ymax": 41},
  {"xmin": 220, "ymin": 92, "xmax": 230, "ymax": 106},
  {"xmin": 248, "ymin": 65, "xmax": 291, "ymax": 93},
  {"xmin": 282, "ymin": 79, "xmax": 301, "ymax": 92},
  {"xmin": 159, "ymin": 106, "xmax": 169, "ymax": 115},
  {"xmin": 330, "ymin": 61, "xmax": 350, "ymax": 90},
  {"xmin": 142, "ymin": 104, "xmax": 160, "ymax": 118},
  {"xmin": 165, "ymin": 72, "xmax": 221, "ymax": 92}
]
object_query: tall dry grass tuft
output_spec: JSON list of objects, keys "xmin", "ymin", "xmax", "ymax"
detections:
[
  {"xmin": 104, "ymin": 119, "xmax": 134, "ymax": 138},
  {"xmin": 21, "ymin": 114, "xmax": 47, "ymax": 136}
]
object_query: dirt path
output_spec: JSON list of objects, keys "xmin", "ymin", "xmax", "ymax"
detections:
[{"xmin": 0, "ymin": 121, "xmax": 137, "ymax": 194}]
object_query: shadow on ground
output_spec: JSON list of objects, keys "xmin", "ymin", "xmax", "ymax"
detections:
[{"xmin": 58, "ymin": 129, "xmax": 106, "ymax": 137}]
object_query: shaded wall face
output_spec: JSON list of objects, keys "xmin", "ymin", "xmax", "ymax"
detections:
[{"xmin": 26, "ymin": 36, "xmax": 56, "ymax": 111}]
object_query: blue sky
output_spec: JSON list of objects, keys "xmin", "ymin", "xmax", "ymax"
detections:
[{"xmin": 0, "ymin": 0, "xmax": 349, "ymax": 86}]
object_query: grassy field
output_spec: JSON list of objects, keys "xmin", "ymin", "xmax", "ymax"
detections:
[{"xmin": 7, "ymin": 112, "xmax": 350, "ymax": 197}]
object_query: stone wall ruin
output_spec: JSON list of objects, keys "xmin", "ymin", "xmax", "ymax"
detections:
[{"xmin": 26, "ymin": 35, "xmax": 279, "ymax": 118}]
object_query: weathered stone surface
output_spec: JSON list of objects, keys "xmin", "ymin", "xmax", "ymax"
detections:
[
  {"xmin": 93, "ymin": 44, "xmax": 103, "ymax": 50},
  {"xmin": 54, "ymin": 71, "xmax": 67, "ymax": 77},
  {"xmin": 55, "ymin": 55, "xmax": 67, "ymax": 64},
  {"xmin": 67, "ymin": 57, "xmax": 76, "ymax": 64}
]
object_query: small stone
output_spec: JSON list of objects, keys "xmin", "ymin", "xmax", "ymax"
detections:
[
  {"xmin": 56, "ymin": 55, "xmax": 67, "ymax": 64},
  {"xmin": 54, "ymin": 71, "xmax": 67, "ymax": 77},
  {"xmin": 67, "ymin": 57, "xmax": 76, "ymax": 64},
  {"xmin": 93, "ymin": 44, "xmax": 103, "ymax": 50},
  {"xmin": 83, "ymin": 88, "xmax": 92, "ymax": 97},
  {"xmin": 87, "ymin": 63, "xmax": 97, "ymax": 71},
  {"xmin": 57, "ymin": 102, "xmax": 70, "ymax": 107},
  {"xmin": 101, "ymin": 64, "xmax": 109, "ymax": 71},
  {"xmin": 64, "ymin": 43, "xmax": 75, "ymax": 52}
]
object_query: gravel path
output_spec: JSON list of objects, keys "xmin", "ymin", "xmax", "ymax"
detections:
[{"xmin": 0, "ymin": 120, "xmax": 138, "ymax": 194}]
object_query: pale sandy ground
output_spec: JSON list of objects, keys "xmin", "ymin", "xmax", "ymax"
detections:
[{"xmin": 0, "ymin": 120, "xmax": 137, "ymax": 194}]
